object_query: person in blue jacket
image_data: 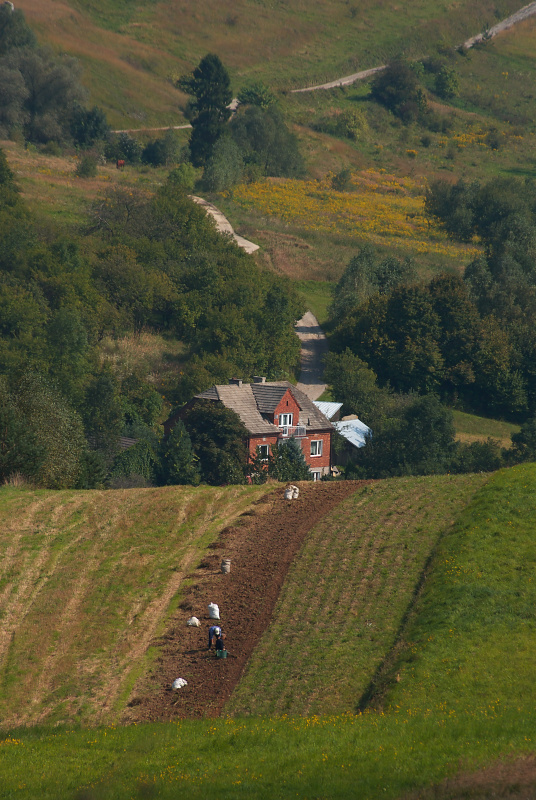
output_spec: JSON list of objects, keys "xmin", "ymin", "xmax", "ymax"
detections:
[{"xmin": 208, "ymin": 625, "xmax": 221, "ymax": 650}]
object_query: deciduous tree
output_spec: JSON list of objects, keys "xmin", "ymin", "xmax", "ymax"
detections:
[{"xmin": 181, "ymin": 400, "xmax": 247, "ymax": 485}]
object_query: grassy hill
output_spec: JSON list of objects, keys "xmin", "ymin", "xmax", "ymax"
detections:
[
  {"xmin": 2, "ymin": 465, "xmax": 536, "ymax": 797},
  {"xmin": 0, "ymin": 483, "xmax": 270, "ymax": 727},
  {"xmin": 17, "ymin": 0, "xmax": 525, "ymax": 128},
  {"xmin": 226, "ymin": 472, "xmax": 486, "ymax": 717},
  {"xmin": 5, "ymin": 7, "xmax": 536, "ymax": 290}
]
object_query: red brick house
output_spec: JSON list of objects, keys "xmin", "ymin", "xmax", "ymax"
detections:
[{"xmin": 165, "ymin": 377, "xmax": 333, "ymax": 480}]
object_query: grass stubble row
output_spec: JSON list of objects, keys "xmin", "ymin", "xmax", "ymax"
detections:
[{"xmin": 3, "ymin": 466, "xmax": 536, "ymax": 798}]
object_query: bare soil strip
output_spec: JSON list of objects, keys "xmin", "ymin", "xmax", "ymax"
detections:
[
  {"xmin": 402, "ymin": 754, "xmax": 536, "ymax": 799},
  {"xmin": 123, "ymin": 481, "xmax": 363, "ymax": 722}
]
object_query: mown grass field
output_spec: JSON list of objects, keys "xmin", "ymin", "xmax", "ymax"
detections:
[
  {"xmin": 226, "ymin": 473, "xmax": 487, "ymax": 717},
  {"xmin": 2, "ymin": 465, "xmax": 536, "ymax": 799},
  {"xmin": 452, "ymin": 409, "xmax": 520, "ymax": 448},
  {"xmin": 0, "ymin": 484, "xmax": 270, "ymax": 728},
  {"xmin": 379, "ymin": 461, "xmax": 536, "ymax": 744}
]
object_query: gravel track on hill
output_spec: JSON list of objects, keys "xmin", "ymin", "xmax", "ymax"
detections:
[
  {"xmin": 292, "ymin": 1, "xmax": 536, "ymax": 93},
  {"xmin": 124, "ymin": 480, "xmax": 364, "ymax": 722},
  {"xmin": 295, "ymin": 311, "xmax": 329, "ymax": 401}
]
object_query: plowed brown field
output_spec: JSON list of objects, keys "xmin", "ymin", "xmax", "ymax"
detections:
[{"xmin": 124, "ymin": 480, "xmax": 363, "ymax": 722}]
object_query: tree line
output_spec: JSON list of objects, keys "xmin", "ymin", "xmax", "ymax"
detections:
[
  {"xmin": 0, "ymin": 149, "xmax": 303, "ymax": 488},
  {"xmin": 325, "ymin": 174, "xmax": 536, "ymax": 478}
]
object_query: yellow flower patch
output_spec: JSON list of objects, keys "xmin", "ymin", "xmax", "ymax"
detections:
[{"xmin": 228, "ymin": 170, "xmax": 480, "ymax": 261}]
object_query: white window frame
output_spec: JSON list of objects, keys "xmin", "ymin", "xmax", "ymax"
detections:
[
  {"xmin": 310, "ymin": 439, "xmax": 323, "ymax": 457},
  {"xmin": 311, "ymin": 471, "xmax": 322, "ymax": 482},
  {"xmin": 279, "ymin": 413, "xmax": 293, "ymax": 428},
  {"xmin": 257, "ymin": 444, "xmax": 269, "ymax": 461}
]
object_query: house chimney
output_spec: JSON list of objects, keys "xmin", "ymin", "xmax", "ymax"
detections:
[
  {"xmin": 229, "ymin": 377, "xmax": 243, "ymax": 387},
  {"xmin": 253, "ymin": 376, "xmax": 266, "ymax": 384}
]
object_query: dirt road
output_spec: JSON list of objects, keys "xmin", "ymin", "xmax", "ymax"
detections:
[
  {"xmin": 462, "ymin": 0, "xmax": 536, "ymax": 48},
  {"xmin": 190, "ymin": 196, "xmax": 259, "ymax": 254},
  {"xmin": 295, "ymin": 311, "xmax": 328, "ymax": 401},
  {"xmin": 292, "ymin": 0, "xmax": 536, "ymax": 93}
]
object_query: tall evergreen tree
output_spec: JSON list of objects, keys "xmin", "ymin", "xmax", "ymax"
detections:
[
  {"xmin": 159, "ymin": 420, "xmax": 200, "ymax": 486},
  {"xmin": 178, "ymin": 54, "xmax": 232, "ymax": 166},
  {"xmin": 269, "ymin": 437, "xmax": 311, "ymax": 482}
]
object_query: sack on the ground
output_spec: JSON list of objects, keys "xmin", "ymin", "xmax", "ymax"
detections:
[
  {"xmin": 172, "ymin": 677, "xmax": 187, "ymax": 690},
  {"xmin": 285, "ymin": 484, "xmax": 299, "ymax": 500},
  {"xmin": 208, "ymin": 602, "xmax": 220, "ymax": 619},
  {"xmin": 186, "ymin": 616, "xmax": 200, "ymax": 627}
]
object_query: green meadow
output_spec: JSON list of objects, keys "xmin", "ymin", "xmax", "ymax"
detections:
[
  {"xmin": 2, "ymin": 465, "xmax": 536, "ymax": 798},
  {"xmin": 452, "ymin": 410, "xmax": 520, "ymax": 449}
]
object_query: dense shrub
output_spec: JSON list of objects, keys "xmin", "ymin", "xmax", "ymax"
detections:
[{"xmin": 75, "ymin": 154, "xmax": 98, "ymax": 178}]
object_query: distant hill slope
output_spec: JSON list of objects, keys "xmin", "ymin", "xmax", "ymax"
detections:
[{"xmin": 15, "ymin": 0, "xmax": 524, "ymax": 127}]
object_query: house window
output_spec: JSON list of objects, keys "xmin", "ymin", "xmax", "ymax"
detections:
[
  {"xmin": 311, "ymin": 471, "xmax": 322, "ymax": 482},
  {"xmin": 310, "ymin": 440, "xmax": 323, "ymax": 457},
  {"xmin": 257, "ymin": 444, "xmax": 269, "ymax": 461},
  {"xmin": 280, "ymin": 413, "xmax": 293, "ymax": 427}
]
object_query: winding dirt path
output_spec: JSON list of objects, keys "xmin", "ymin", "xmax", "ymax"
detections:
[
  {"xmin": 292, "ymin": 0, "xmax": 536, "ymax": 93},
  {"xmin": 295, "ymin": 311, "xmax": 328, "ymax": 401},
  {"xmin": 189, "ymin": 195, "xmax": 259, "ymax": 254}
]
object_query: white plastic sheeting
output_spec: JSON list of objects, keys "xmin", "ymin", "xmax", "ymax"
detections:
[
  {"xmin": 313, "ymin": 401, "xmax": 343, "ymax": 420},
  {"xmin": 172, "ymin": 678, "xmax": 188, "ymax": 690},
  {"xmin": 334, "ymin": 418, "xmax": 372, "ymax": 449}
]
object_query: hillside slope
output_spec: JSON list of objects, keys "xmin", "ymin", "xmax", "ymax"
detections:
[
  {"xmin": 0, "ymin": 474, "xmax": 487, "ymax": 729},
  {"xmin": 0, "ymin": 484, "xmax": 270, "ymax": 727},
  {"xmin": 3, "ymin": 468, "xmax": 536, "ymax": 799},
  {"xmin": 226, "ymin": 473, "xmax": 487, "ymax": 717},
  {"xmin": 16, "ymin": 0, "xmax": 524, "ymax": 127}
]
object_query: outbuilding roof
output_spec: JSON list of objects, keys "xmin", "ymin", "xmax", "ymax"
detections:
[
  {"xmin": 313, "ymin": 401, "xmax": 343, "ymax": 420},
  {"xmin": 334, "ymin": 418, "xmax": 371, "ymax": 449}
]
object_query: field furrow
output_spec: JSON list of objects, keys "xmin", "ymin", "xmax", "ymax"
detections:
[
  {"xmin": 226, "ymin": 474, "xmax": 487, "ymax": 717},
  {"xmin": 0, "ymin": 484, "xmax": 269, "ymax": 727}
]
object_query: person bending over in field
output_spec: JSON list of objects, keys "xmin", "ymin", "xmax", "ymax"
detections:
[
  {"xmin": 208, "ymin": 625, "xmax": 221, "ymax": 650},
  {"xmin": 215, "ymin": 630, "xmax": 226, "ymax": 653}
]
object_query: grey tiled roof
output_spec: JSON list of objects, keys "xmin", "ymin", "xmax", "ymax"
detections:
[
  {"xmin": 251, "ymin": 384, "xmax": 288, "ymax": 413},
  {"xmin": 217, "ymin": 384, "xmax": 276, "ymax": 435},
  {"xmin": 272, "ymin": 382, "xmax": 332, "ymax": 429},
  {"xmin": 194, "ymin": 381, "xmax": 333, "ymax": 436},
  {"xmin": 196, "ymin": 386, "xmax": 219, "ymax": 400}
]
